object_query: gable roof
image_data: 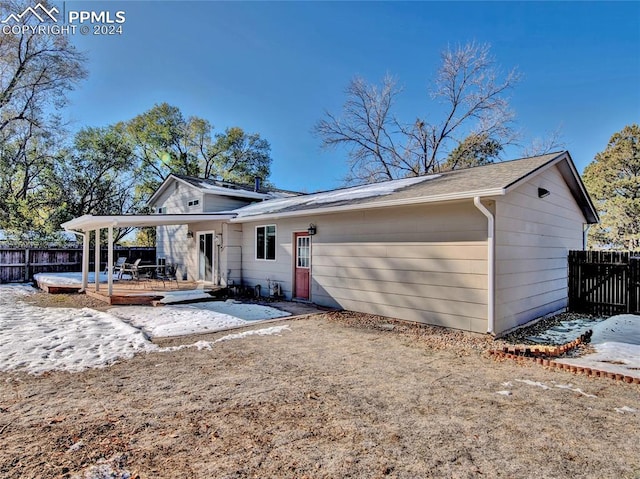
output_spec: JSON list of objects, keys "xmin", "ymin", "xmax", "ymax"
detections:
[
  {"xmin": 230, "ymin": 152, "xmax": 599, "ymax": 223},
  {"xmin": 148, "ymin": 174, "xmax": 300, "ymax": 205}
]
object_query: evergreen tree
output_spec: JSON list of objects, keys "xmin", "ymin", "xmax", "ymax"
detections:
[{"xmin": 583, "ymin": 124, "xmax": 640, "ymax": 250}]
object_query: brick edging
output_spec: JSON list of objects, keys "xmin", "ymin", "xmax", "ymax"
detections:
[{"xmin": 488, "ymin": 330, "xmax": 640, "ymax": 384}]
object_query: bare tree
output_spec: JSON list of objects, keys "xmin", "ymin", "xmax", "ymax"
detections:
[
  {"xmin": 0, "ymin": 1, "xmax": 86, "ymax": 137},
  {"xmin": 0, "ymin": 0, "xmax": 86, "ymax": 235},
  {"xmin": 521, "ymin": 125, "xmax": 565, "ymax": 157},
  {"xmin": 314, "ymin": 75, "xmax": 408, "ymax": 183},
  {"xmin": 315, "ymin": 42, "xmax": 521, "ymax": 183}
]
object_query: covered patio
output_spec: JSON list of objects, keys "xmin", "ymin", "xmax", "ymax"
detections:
[{"xmin": 60, "ymin": 213, "xmax": 234, "ymax": 304}]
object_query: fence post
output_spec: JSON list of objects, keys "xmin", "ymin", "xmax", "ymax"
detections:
[{"xmin": 24, "ymin": 248, "xmax": 30, "ymax": 282}]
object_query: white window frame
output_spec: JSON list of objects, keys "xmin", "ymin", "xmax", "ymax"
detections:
[
  {"xmin": 255, "ymin": 224, "xmax": 276, "ymax": 261},
  {"xmin": 296, "ymin": 235, "xmax": 310, "ymax": 269},
  {"xmin": 187, "ymin": 199, "xmax": 200, "ymax": 208},
  {"xmin": 157, "ymin": 206, "xmax": 167, "ymax": 214}
]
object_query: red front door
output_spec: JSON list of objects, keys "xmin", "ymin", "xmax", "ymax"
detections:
[{"xmin": 294, "ymin": 233, "xmax": 311, "ymax": 300}]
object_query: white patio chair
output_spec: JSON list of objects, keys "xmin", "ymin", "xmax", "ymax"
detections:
[
  {"xmin": 105, "ymin": 256, "xmax": 128, "ymax": 278},
  {"xmin": 120, "ymin": 258, "xmax": 142, "ymax": 281}
]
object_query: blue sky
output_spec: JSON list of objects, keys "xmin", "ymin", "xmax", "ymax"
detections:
[{"xmin": 64, "ymin": 1, "xmax": 640, "ymax": 192}]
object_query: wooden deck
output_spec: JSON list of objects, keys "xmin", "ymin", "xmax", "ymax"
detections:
[
  {"xmin": 85, "ymin": 280, "xmax": 218, "ymax": 305},
  {"xmin": 33, "ymin": 276, "xmax": 221, "ymax": 306}
]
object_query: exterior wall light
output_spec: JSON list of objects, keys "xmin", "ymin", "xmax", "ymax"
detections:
[
  {"xmin": 307, "ymin": 223, "xmax": 317, "ymax": 236},
  {"xmin": 186, "ymin": 230, "xmax": 194, "ymax": 239},
  {"xmin": 538, "ymin": 188, "xmax": 550, "ymax": 198}
]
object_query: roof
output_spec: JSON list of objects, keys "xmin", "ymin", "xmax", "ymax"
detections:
[
  {"xmin": 61, "ymin": 214, "xmax": 235, "ymax": 232},
  {"xmin": 148, "ymin": 174, "xmax": 300, "ymax": 205},
  {"xmin": 229, "ymin": 152, "xmax": 599, "ymax": 223},
  {"xmin": 63, "ymin": 151, "xmax": 598, "ymax": 232}
]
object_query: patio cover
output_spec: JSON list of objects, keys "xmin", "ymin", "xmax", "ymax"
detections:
[{"xmin": 61, "ymin": 214, "xmax": 235, "ymax": 296}]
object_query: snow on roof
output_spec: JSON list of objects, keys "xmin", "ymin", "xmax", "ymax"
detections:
[
  {"xmin": 232, "ymin": 174, "xmax": 441, "ymax": 218},
  {"xmin": 186, "ymin": 179, "xmax": 291, "ymax": 200},
  {"xmin": 148, "ymin": 174, "xmax": 301, "ymax": 204}
]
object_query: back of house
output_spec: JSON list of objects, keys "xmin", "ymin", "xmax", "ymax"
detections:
[{"xmin": 148, "ymin": 151, "xmax": 598, "ymax": 336}]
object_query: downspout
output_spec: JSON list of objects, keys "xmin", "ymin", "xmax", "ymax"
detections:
[
  {"xmin": 583, "ymin": 224, "xmax": 591, "ymax": 250},
  {"xmin": 216, "ymin": 235, "xmax": 222, "ymax": 286},
  {"xmin": 473, "ymin": 197, "xmax": 495, "ymax": 335}
]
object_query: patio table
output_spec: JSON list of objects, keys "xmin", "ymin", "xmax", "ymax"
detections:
[{"xmin": 136, "ymin": 265, "xmax": 165, "ymax": 280}]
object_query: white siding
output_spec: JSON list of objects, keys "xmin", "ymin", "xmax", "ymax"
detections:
[
  {"xmin": 151, "ymin": 179, "xmax": 253, "ymax": 280},
  {"xmin": 241, "ymin": 202, "xmax": 490, "ymax": 333},
  {"xmin": 156, "ymin": 224, "xmax": 190, "ymax": 280},
  {"xmin": 154, "ymin": 181, "xmax": 204, "ymax": 272},
  {"xmin": 495, "ymin": 165, "xmax": 585, "ymax": 333},
  {"xmin": 222, "ymin": 223, "xmax": 243, "ymax": 287},
  {"xmin": 203, "ymin": 194, "xmax": 252, "ymax": 212}
]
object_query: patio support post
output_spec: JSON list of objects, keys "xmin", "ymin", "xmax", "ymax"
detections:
[
  {"xmin": 81, "ymin": 232, "xmax": 89, "ymax": 292},
  {"xmin": 107, "ymin": 226, "xmax": 114, "ymax": 296},
  {"xmin": 94, "ymin": 228, "xmax": 101, "ymax": 292}
]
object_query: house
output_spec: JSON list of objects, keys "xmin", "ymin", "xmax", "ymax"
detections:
[
  {"xmin": 63, "ymin": 151, "xmax": 598, "ymax": 336},
  {"xmin": 147, "ymin": 174, "xmax": 300, "ymax": 284}
]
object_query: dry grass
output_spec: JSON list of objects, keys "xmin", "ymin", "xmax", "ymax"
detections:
[{"xmin": 1, "ymin": 298, "xmax": 639, "ymax": 478}]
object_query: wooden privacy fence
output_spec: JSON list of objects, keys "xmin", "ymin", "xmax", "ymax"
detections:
[
  {"xmin": 568, "ymin": 250, "xmax": 640, "ymax": 316},
  {"xmin": 0, "ymin": 247, "xmax": 156, "ymax": 283}
]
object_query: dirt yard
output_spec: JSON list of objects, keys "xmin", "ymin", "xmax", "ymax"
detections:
[{"xmin": 1, "ymin": 296, "xmax": 639, "ymax": 478}]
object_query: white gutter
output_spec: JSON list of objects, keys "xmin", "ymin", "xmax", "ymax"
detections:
[
  {"xmin": 473, "ymin": 197, "xmax": 495, "ymax": 335},
  {"xmin": 583, "ymin": 224, "xmax": 591, "ymax": 250}
]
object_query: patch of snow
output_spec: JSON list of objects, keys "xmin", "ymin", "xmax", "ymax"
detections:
[
  {"xmin": 0, "ymin": 283, "xmax": 37, "ymax": 296},
  {"xmin": 68, "ymin": 441, "xmax": 84, "ymax": 452},
  {"xmin": 109, "ymin": 300, "xmax": 290, "ymax": 338},
  {"xmin": 233, "ymin": 175, "xmax": 440, "ymax": 218},
  {"xmin": 525, "ymin": 316, "xmax": 606, "ymax": 345},
  {"xmin": 553, "ymin": 314, "xmax": 640, "ymax": 379},
  {"xmin": 590, "ymin": 314, "xmax": 640, "ymax": 345},
  {"xmin": 190, "ymin": 180, "xmax": 291, "ymax": 200},
  {"xmin": 0, "ymin": 285, "xmax": 292, "ymax": 374},
  {"xmin": 70, "ymin": 453, "xmax": 131, "ymax": 479},
  {"xmin": 553, "ymin": 384, "xmax": 597, "ymax": 398},
  {"xmin": 496, "ymin": 390, "xmax": 512, "ymax": 396},
  {"xmin": 614, "ymin": 406, "xmax": 637, "ymax": 414},
  {"xmin": 501, "ymin": 381, "xmax": 513, "ymax": 387},
  {"xmin": 215, "ymin": 325, "xmax": 291, "ymax": 342},
  {"xmin": 0, "ymin": 301, "xmax": 154, "ymax": 374},
  {"xmin": 555, "ymin": 341, "xmax": 640, "ymax": 379},
  {"xmin": 184, "ymin": 299, "xmax": 291, "ymax": 321},
  {"xmin": 512, "ymin": 378, "xmax": 598, "ymax": 398},
  {"xmin": 34, "ymin": 272, "xmax": 113, "ymax": 286},
  {"xmin": 163, "ymin": 326, "xmax": 292, "ymax": 352},
  {"xmin": 515, "ymin": 379, "xmax": 551, "ymax": 390},
  {"xmin": 158, "ymin": 290, "xmax": 214, "ymax": 303}
]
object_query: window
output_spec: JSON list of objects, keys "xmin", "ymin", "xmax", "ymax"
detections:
[
  {"xmin": 157, "ymin": 206, "xmax": 167, "ymax": 214},
  {"xmin": 187, "ymin": 199, "xmax": 200, "ymax": 207},
  {"xmin": 256, "ymin": 225, "xmax": 276, "ymax": 260},
  {"xmin": 297, "ymin": 236, "xmax": 310, "ymax": 268}
]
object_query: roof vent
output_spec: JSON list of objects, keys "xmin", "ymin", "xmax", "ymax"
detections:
[{"xmin": 538, "ymin": 187, "xmax": 550, "ymax": 198}]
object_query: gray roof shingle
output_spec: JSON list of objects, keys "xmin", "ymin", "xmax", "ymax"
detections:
[{"xmin": 233, "ymin": 152, "xmax": 596, "ymax": 219}]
